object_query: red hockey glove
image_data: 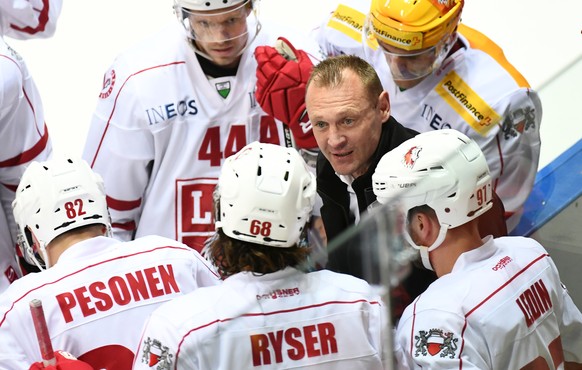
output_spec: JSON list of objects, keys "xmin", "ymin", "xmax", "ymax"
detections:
[
  {"xmin": 255, "ymin": 37, "xmax": 317, "ymax": 149},
  {"xmin": 29, "ymin": 351, "xmax": 94, "ymax": 370}
]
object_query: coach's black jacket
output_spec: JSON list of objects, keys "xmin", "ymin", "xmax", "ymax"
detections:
[
  {"xmin": 316, "ymin": 116, "xmax": 436, "ymax": 318},
  {"xmin": 316, "ymin": 116, "xmax": 417, "ymax": 251}
]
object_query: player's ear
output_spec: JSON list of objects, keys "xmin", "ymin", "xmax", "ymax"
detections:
[
  {"xmin": 408, "ymin": 209, "xmax": 435, "ymax": 246},
  {"xmin": 378, "ymin": 91, "xmax": 391, "ymax": 120}
]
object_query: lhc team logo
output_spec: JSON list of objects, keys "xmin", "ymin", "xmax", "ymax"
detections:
[
  {"xmin": 99, "ymin": 68, "xmax": 116, "ymax": 99},
  {"xmin": 403, "ymin": 146, "xmax": 422, "ymax": 169},
  {"xmin": 141, "ymin": 337, "xmax": 173, "ymax": 369},
  {"xmin": 501, "ymin": 105, "xmax": 536, "ymax": 140},
  {"xmin": 414, "ymin": 328, "xmax": 458, "ymax": 358}
]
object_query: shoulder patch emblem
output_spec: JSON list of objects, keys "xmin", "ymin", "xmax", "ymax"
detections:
[
  {"xmin": 414, "ymin": 328, "xmax": 458, "ymax": 358},
  {"xmin": 501, "ymin": 104, "xmax": 536, "ymax": 139},
  {"xmin": 141, "ymin": 337, "xmax": 174, "ymax": 369},
  {"xmin": 99, "ymin": 68, "xmax": 116, "ymax": 99}
]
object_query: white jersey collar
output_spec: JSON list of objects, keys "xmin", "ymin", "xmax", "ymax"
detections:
[
  {"xmin": 451, "ymin": 235, "xmax": 495, "ymax": 273},
  {"xmin": 56, "ymin": 236, "xmax": 120, "ymax": 265}
]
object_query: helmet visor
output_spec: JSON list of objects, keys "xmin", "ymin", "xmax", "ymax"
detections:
[
  {"xmin": 364, "ymin": 16, "xmax": 451, "ymax": 82},
  {"xmin": 179, "ymin": 1, "xmax": 253, "ymax": 43},
  {"xmin": 380, "ymin": 42, "xmax": 444, "ymax": 81}
]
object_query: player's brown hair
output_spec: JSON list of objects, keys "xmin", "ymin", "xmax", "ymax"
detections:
[
  {"xmin": 306, "ymin": 54, "xmax": 384, "ymax": 103},
  {"xmin": 206, "ymin": 229, "xmax": 310, "ymax": 279}
]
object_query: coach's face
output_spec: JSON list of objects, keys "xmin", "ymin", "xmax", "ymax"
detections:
[{"xmin": 306, "ymin": 69, "xmax": 390, "ymax": 179}]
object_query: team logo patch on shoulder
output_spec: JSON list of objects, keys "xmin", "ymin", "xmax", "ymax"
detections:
[
  {"xmin": 501, "ymin": 104, "xmax": 536, "ymax": 139},
  {"xmin": 414, "ymin": 328, "xmax": 458, "ymax": 358},
  {"xmin": 141, "ymin": 337, "xmax": 174, "ymax": 369},
  {"xmin": 99, "ymin": 68, "xmax": 116, "ymax": 99}
]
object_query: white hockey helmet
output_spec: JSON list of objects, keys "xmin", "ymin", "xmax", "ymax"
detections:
[
  {"xmin": 372, "ymin": 130, "xmax": 492, "ymax": 270},
  {"xmin": 173, "ymin": 0, "xmax": 260, "ymax": 56},
  {"xmin": 175, "ymin": 0, "xmax": 251, "ymax": 11},
  {"xmin": 12, "ymin": 157, "xmax": 111, "ymax": 270},
  {"xmin": 215, "ymin": 142, "xmax": 316, "ymax": 248},
  {"xmin": 373, "ymin": 129, "xmax": 492, "ymax": 229}
]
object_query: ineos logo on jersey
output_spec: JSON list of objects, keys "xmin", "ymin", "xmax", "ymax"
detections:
[
  {"xmin": 145, "ymin": 99, "xmax": 198, "ymax": 125},
  {"xmin": 421, "ymin": 104, "xmax": 452, "ymax": 130}
]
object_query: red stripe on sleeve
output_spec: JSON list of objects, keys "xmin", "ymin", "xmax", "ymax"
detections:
[
  {"xmin": 0, "ymin": 123, "xmax": 49, "ymax": 168},
  {"xmin": 111, "ymin": 221, "xmax": 137, "ymax": 231},
  {"xmin": 106, "ymin": 195, "xmax": 141, "ymax": 211}
]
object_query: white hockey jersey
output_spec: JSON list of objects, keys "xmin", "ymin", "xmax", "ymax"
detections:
[
  {"xmin": 394, "ymin": 236, "xmax": 582, "ymax": 369},
  {"xmin": 133, "ymin": 267, "xmax": 387, "ymax": 369},
  {"xmin": 0, "ymin": 37, "xmax": 52, "ymax": 292},
  {"xmin": 0, "ymin": 0, "xmax": 62, "ymax": 39},
  {"xmin": 313, "ymin": 0, "xmax": 542, "ymax": 231},
  {"xmin": 82, "ymin": 20, "xmax": 323, "ymax": 252},
  {"xmin": 0, "ymin": 235, "xmax": 221, "ymax": 369}
]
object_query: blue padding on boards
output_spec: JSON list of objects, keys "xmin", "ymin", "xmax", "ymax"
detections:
[{"xmin": 511, "ymin": 139, "xmax": 582, "ymax": 236}]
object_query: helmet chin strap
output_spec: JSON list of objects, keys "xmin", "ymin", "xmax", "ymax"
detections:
[{"xmin": 403, "ymin": 224, "xmax": 449, "ymax": 271}]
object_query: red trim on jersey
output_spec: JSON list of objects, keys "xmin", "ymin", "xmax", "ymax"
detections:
[
  {"xmin": 0, "ymin": 54, "xmax": 44, "ymax": 139},
  {"xmin": 409, "ymin": 299, "xmax": 419, "ymax": 356},
  {"xmin": 0, "ymin": 244, "xmax": 198, "ymax": 327},
  {"xmin": 9, "ymin": 0, "xmax": 51, "ymax": 35},
  {"xmin": 408, "ymin": 252, "xmax": 550, "ymax": 368},
  {"xmin": 111, "ymin": 221, "xmax": 137, "ymax": 232},
  {"xmin": 106, "ymin": 195, "xmax": 141, "ymax": 211},
  {"xmin": 1, "ymin": 183, "xmax": 17, "ymax": 192},
  {"xmin": 457, "ymin": 253, "xmax": 550, "ymax": 366},
  {"xmin": 89, "ymin": 61, "xmax": 187, "ymax": 168},
  {"xmin": 465, "ymin": 253, "xmax": 549, "ymax": 318},
  {"xmin": 0, "ymin": 122, "xmax": 49, "ymax": 168},
  {"xmin": 175, "ymin": 299, "xmax": 382, "ymax": 365}
]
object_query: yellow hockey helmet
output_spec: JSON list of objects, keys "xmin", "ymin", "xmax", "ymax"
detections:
[{"xmin": 369, "ymin": 0, "xmax": 463, "ymax": 51}]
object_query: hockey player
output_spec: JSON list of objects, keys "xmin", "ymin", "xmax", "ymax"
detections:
[
  {"xmin": 82, "ymin": 0, "xmax": 323, "ymax": 253},
  {"xmin": 372, "ymin": 130, "xmax": 582, "ymax": 368},
  {"xmin": 0, "ymin": 157, "xmax": 220, "ymax": 369},
  {"xmin": 133, "ymin": 142, "xmax": 388, "ymax": 369},
  {"xmin": 258, "ymin": 0, "xmax": 541, "ymax": 232},
  {"xmin": 315, "ymin": 0, "xmax": 541, "ymax": 232},
  {"xmin": 0, "ymin": 0, "xmax": 62, "ymax": 291}
]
